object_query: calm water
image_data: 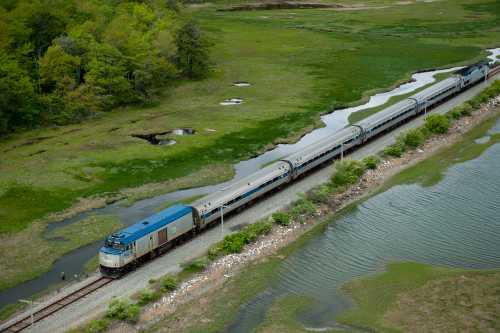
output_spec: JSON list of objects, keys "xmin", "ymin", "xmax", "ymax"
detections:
[{"xmin": 225, "ymin": 128, "xmax": 500, "ymax": 332}]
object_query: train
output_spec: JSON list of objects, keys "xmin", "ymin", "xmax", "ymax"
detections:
[{"xmin": 99, "ymin": 61, "xmax": 490, "ymax": 277}]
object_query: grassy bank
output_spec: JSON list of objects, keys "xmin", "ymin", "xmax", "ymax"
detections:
[
  {"xmin": 0, "ymin": 215, "xmax": 122, "ymax": 292},
  {"xmin": 1, "ymin": 0, "xmax": 499, "ymax": 236},
  {"xmin": 337, "ymin": 262, "xmax": 500, "ymax": 332}
]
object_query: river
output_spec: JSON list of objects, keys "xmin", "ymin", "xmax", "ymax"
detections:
[
  {"xmin": 0, "ymin": 48, "xmax": 498, "ymax": 312},
  {"xmin": 224, "ymin": 119, "xmax": 500, "ymax": 332}
]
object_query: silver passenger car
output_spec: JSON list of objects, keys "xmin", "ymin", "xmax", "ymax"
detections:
[{"xmin": 192, "ymin": 161, "xmax": 292, "ymax": 227}]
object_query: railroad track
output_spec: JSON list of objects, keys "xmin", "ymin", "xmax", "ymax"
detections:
[{"xmin": 0, "ymin": 277, "xmax": 112, "ymax": 333}]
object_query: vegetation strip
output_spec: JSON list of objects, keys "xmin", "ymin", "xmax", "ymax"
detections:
[{"xmin": 69, "ymin": 82, "xmax": 500, "ymax": 333}]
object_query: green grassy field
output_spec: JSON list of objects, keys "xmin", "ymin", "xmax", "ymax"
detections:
[
  {"xmin": 1, "ymin": 0, "xmax": 500, "ymax": 294},
  {"xmin": 337, "ymin": 262, "xmax": 500, "ymax": 332}
]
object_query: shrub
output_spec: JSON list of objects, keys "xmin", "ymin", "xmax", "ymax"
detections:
[
  {"xmin": 362, "ymin": 155, "xmax": 380, "ymax": 170},
  {"xmin": 182, "ymin": 258, "xmax": 208, "ymax": 274},
  {"xmin": 425, "ymin": 114, "xmax": 449, "ymax": 134},
  {"xmin": 291, "ymin": 195, "xmax": 316, "ymax": 217},
  {"xmin": 244, "ymin": 221, "xmax": 272, "ymax": 241},
  {"xmin": 160, "ymin": 276, "xmax": 177, "ymax": 292},
  {"xmin": 384, "ymin": 144, "xmax": 404, "ymax": 157},
  {"xmin": 137, "ymin": 289, "xmax": 160, "ymax": 306},
  {"xmin": 272, "ymin": 212, "xmax": 291, "ymax": 226},
  {"xmin": 85, "ymin": 319, "xmax": 109, "ymax": 333},
  {"xmin": 331, "ymin": 160, "xmax": 366, "ymax": 187},
  {"xmin": 106, "ymin": 299, "xmax": 140, "ymax": 323},
  {"xmin": 208, "ymin": 246, "xmax": 221, "ymax": 260},
  {"xmin": 400, "ymin": 128, "xmax": 425, "ymax": 148},
  {"xmin": 449, "ymin": 109, "xmax": 462, "ymax": 120},
  {"xmin": 222, "ymin": 233, "xmax": 247, "ymax": 253},
  {"xmin": 308, "ymin": 184, "xmax": 332, "ymax": 203},
  {"xmin": 208, "ymin": 221, "xmax": 273, "ymax": 258}
]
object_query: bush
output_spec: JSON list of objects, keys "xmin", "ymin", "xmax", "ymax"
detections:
[
  {"xmin": 425, "ymin": 114, "xmax": 449, "ymax": 134},
  {"xmin": 291, "ymin": 195, "xmax": 317, "ymax": 218},
  {"xmin": 384, "ymin": 144, "xmax": 404, "ymax": 157},
  {"xmin": 272, "ymin": 212, "xmax": 291, "ymax": 226},
  {"xmin": 400, "ymin": 128, "xmax": 425, "ymax": 148},
  {"xmin": 106, "ymin": 299, "xmax": 140, "ymax": 323},
  {"xmin": 208, "ymin": 221, "xmax": 273, "ymax": 257},
  {"xmin": 85, "ymin": 319, "xmax": 109, "ymax": 333},
  {"xmin": 244, "ymin": 221, "xmax": 272, "ymax": 242},
  {"xmin": 182, "ymin": 258, "xmax": 208, "ymax": 274},
  {"xmin": 221, "ymin": 233, "xmax": 247, "ymax": 253},
  {"xmin": 160, "ymin": 276, "xmax": 177, "ymax": 292},
  {"xmin": 137, "ymin": 289, "xmax": 160, "ymax": 306},
  {"xmin": 331, "ymin": 160, "xmax": 366, "ymax": 187},
  {"xmin": 308, "ymin": 184, "xmax": 333, "ymax": 204},
  {"xmin": 362, "ymin": 155, "xmax": 380, "ymax": 170}
]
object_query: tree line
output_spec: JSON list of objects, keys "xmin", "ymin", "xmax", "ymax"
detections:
[{"xmin": 0, "ymin": 0, "xmax": 210, "ymax": 135}]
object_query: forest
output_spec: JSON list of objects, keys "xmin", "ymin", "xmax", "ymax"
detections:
[{"xmin": 0, "ymin": 0, "xmax": 210, "ymax": 135}]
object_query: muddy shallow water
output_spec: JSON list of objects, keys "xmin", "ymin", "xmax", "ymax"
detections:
[
  {"xmin": 224, "ymin": 124, "xmax": 500, "ymax": 332},
  {"xmin": 1, "ymin": 48, "xmax": 498, "ymax": 311}
]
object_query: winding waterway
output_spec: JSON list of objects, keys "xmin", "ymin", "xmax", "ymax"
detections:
[
  {"xmin": 224, "ymin": 120, "xmax": 500, "ymax": 332},
  {"xmin": 0, "ymin": 48, "xmax": 499, "ymax": 311}
]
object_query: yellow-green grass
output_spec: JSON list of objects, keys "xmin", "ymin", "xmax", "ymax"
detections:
[
  {"xmin": 337, "ymin": 262, "xmax": 500, "ymax": 332},
  {"xmin": 0, "ymin": 215, "xmax": 122, "ymax": 292},
  {"xmin": 1, "ymin": 0, "xmax": 498, "ymax": 235}
]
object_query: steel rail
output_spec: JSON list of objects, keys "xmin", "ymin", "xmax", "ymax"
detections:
[{"xmin": 0, "ymin": 277, "xmax": 112, "ymax": 333}]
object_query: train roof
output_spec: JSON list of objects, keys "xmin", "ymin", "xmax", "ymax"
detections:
[
  {"xmin": 108, "ymin": 204, "xmax": 192, "ymax": 245},
  {"xmin": 192, "ymin": 161, "xmax": 289, "ymax": 215},
  {"xmin": 285, "ymin": 126, "xmax": 359, "ymax": 166}
]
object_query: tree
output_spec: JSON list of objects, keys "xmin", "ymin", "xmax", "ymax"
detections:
[
  {"xmin": 0, "ymin": 54, "xmax": 38, "ymax": 134},
  {"xmin": 175, "ymin": 21, "xmax": 210, "ymax": 79},
  {"xmin": 40, "ymin": 44, "xmax": 81, "ymax": 92},
  {"xmin": 84, "ymin": 43, "xmax": 134, "ymax": 107}
]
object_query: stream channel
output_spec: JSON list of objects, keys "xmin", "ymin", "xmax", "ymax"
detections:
[{"xmin": 0, "ymin": 49, "xmax": 498, "ymax": 311}]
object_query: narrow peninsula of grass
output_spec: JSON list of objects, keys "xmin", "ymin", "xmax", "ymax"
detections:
[{"xmin": 337, "ymin": 262, "xmax": 500, "ymax": 333}]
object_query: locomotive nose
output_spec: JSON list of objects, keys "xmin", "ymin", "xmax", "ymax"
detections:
[{"xmin": 99, "ymin": 247, "xmax": 122, "ymax": 268}]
